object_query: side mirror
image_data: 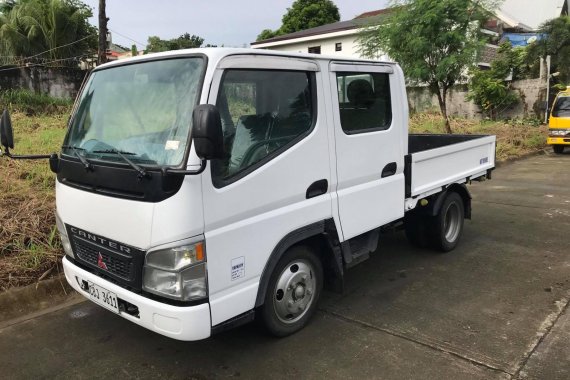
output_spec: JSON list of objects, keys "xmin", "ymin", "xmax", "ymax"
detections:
[
  {"xmin": 0, "ymin": 108, "xmax": 56, "ymax": 163},
  {"xmin": 192, "ymin": 104, "xmax": 224, "ymax": 160},
  {"xmin": 0, "ymin": 109, "xmax": 14, "ymax": 152}
]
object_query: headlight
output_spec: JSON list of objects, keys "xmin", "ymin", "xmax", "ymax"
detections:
[
  {"xmin": 550, "ymin": 129, "xmax": 568, "ymax": 136},
  {"xmin": 143, "ymin": 241, "xmax": 207, "ymax": 301},
  {"xmin": 55, "ymin": 212, "xmax": 74, "ymax": 259},
  {"xmin": 145, "ymin": 243, "xmax": 204, "ymax": 271}
]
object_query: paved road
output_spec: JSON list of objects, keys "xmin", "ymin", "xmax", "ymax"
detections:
[{"xmin": 2, "ymin": 151, "xmax": 570, "ymax": 379}]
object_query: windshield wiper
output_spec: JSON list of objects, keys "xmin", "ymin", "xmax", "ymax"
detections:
[
  {"xmin": 93, "ymin": 149, "xmax": 149, "ymax": 179},
  {"xmin": 62, "ymin": 145, "xmax": 93, "ymax": 171}
]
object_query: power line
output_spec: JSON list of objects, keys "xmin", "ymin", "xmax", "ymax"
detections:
[
  {"xmin": 18, "ymin": 35, "xmax": 95, "ymax": 63},
  {"xmin": 108, "ymin": 28, "xmax": 146, "ymax": 48},
  {"xmin": 0, "ymin": 53, "xmax": 95, "ymax": 73}
]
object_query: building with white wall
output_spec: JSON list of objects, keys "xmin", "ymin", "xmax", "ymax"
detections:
[
  {"xmin": 250, "ymin": 9, "xmax": 390, "ymax": 60},
  {"xmin": 251, "ymin": 2, "xmax": 568, "ymax": 61}
]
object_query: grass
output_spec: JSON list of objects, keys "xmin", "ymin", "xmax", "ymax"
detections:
[
  {"xmin": 0, "ymin": 109, "xmax": 70, "ymax": 291},
  {"xmin": 0, "ymin": 105, "xmax": 549, "ymax": 291},
  {"xmin": 409, "ymin": 110, "xmax": 548, "ymax": 161},
  {"xmin": 0, "ymin": 89, "xmax": 73, "ymax": 116}
]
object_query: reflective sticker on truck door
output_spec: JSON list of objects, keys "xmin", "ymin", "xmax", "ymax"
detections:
[{"xmin": 231, "ymin": 257, "xmax": 245, "ymax": 281}]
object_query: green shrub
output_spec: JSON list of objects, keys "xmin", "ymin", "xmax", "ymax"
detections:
[
  {"xmin": 0, "ymin": 89, "xmax": 72, "ymax": 115},
  {"xmin": 468, "ymin": 42, "xmax": 528, "ymax": 120}
]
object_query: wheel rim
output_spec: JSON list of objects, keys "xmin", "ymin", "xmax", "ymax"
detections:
[
  {"xmin": 444, "ymin": 202, "xmax": 461, "ymax": 242},
  {"xmin": 272, "ymin": 259, "xmax": 316, "ymax": 324}
]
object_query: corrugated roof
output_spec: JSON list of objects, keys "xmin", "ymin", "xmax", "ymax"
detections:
[
  {"xmin": 354, "ymin": 8, "xmax": 394, "ymax": 19},
  {"xmin": 499, "ymin": 0, "xmax": 566, "ymax": 30},
  {"xmin": 251, "ymin": 11, "xmax": 389, "ymax": 46}
]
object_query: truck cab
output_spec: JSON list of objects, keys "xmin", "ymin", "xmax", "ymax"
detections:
[
  {"xmin": 0, "ymin": 49, "xmax": 496, "ymax": 341},
  {"xmin": 548, "ymin": 87, "xmax": 570, "ymax": 154}
]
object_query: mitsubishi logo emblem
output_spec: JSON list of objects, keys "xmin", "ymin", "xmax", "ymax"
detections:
[{"xmin": 97, "ymin": 253, "xmax": 108, "ymax": 270}]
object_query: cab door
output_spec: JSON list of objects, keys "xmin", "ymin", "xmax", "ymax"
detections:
[
  {"xmin": 201, "ymin": 56, "xmax": 332, "ymax": 326},
  {"xmin": 329, "ymin": 62, "xmax": 406, "ymax": 240}
]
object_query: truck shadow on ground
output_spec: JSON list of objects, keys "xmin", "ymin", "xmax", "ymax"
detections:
[{"xmin": 55, "ymin": 210, "xmax": 568, "ymax": 378}]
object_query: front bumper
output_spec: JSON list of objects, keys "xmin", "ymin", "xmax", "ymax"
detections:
[
  {"xmin": 63, "ymin": 257, "xmax": 211, "ymax": 341},
  {"xmin": 547, "ymin": 137, "xmax": 570, "ymax": 145}
]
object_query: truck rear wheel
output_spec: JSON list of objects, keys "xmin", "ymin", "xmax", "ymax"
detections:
[
  {"xmin": 260, "ymin": 245, "xmax": 323, "ymax": 337},
  {"xmin": 430, "ymin": 192, "xmax": 465, "ymax": 252},
  {"xmin": 553, "ymin": 145, "xmax": 565, "ymax": 154}
]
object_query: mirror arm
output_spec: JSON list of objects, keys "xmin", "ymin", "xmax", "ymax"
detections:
[
  {"xmin": 163, "ymin": 159, "xmax": 207, "ymax": 176},
  {"xmin": 0, "ymin": 147, "xmax": 53, "ymax": 160}
]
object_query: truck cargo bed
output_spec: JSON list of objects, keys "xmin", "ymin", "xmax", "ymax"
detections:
[{"xmin": 406, "ymin": 134, "xmax": 496, "ymax": 198}]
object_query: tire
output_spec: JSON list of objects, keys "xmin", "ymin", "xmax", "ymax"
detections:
[
  {"xmin": 404, "ymin": 211, "xmax": 430, "ymax": 248},
  {"xmin": 553, "ymin": 145, "xmax": 565, "ymax": 154},
  {"xmin": 260, "ymin": 245, "xmax": 323, "ymax": 337},
  {"xmin": 430, "ymin": 192, "xmax": 465, "ymax": 252}
]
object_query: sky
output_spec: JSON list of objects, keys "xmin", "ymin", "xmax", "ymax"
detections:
[{"xmin": 82, "ymin": 0, "xmax": 389, "ymax": 49}]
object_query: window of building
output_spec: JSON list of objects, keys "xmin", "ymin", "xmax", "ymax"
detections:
[
  {"xmin": 308, "ymin": 46, "xmax": 321, "ymax": 54},
  {"xmin": 335, "ymin": 42, "xmax": 342, "ymax": 52},
  {"xmin": 213, "ymin": 69, "xmax": 315, "ymax": 185},
  {"xmin": 336, "ymin": 72, "xmax": 392, "ymax": 134}
]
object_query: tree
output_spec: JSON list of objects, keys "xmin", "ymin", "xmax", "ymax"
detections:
[
  {"xmin": 467, "ymin": 42, "xmax": 520, "ymax": 119},
  {"xmin": 256, "ymin": 0, "xmax": 340, "ymax": 42},
  {"xmin": 358, "ymin": 0, "xmax": 498, "ymax": 133},
  {"xmin": 146, "ymin": 33, "xmax": 204, "ymax": 53},
  {"xmin": 280, "ymin": 0, "xmax": 340, "ymax": 34},
  {"xmin": 256, "ymin": 29, "xmax": 277, "ymax": 42},
  {"xmin": 131, "ymin": 44, "xmax": 138, "ymax": 56},
  {"xmin": 526, "ymin": 16, "xmax": 570, "ymax": 83},
  {"xmin": 0, "ymin": 0, "xmax": 97, "ymax": 65}
]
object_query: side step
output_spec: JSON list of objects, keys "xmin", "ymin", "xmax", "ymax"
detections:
[{"xmin": 341, "ymin": 229, "xmax": 380, "ymax": 269}]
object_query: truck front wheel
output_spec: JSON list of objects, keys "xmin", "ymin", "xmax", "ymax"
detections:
[
  {"xmin": 553, "ymin": 145, "xmax": 565, "ymax": 154},
  {"xmin": 431, "ymin": 192, "xmax": 465, "ymax": 252},
  {"xmin": 260, "ymin": 245, "xmax": 323, "ymax": 337}
]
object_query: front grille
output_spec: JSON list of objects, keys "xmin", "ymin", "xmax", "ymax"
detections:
[
  {"xmin": 66, "ymin": 225, "xmax": 145, "ymax": 290},
  {"xmin": 73, "ymin": 240, "xmax": 133, "ymax": 280}
]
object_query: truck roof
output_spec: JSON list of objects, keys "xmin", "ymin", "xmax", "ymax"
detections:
[
  {"xmin": 558, "ymin": 86, "xmax": 570, "ymax": 96},
  {"xmin": 96, "ymin": 47, "xmax": 397, "ymax": 70}
]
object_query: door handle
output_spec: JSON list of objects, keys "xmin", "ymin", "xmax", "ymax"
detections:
[
  {"xmin": 306, "ymin": 179, "xmax": 328, "ymax": 199},
  {"xmin": 381, "ymin": 162, "xmax": 397, "ymax": 178}
]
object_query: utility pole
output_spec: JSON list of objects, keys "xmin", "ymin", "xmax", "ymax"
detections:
[
  {"xmin": 98, "ymin": 0, "xmax": 108, "ymax": 65},
  {"xmin": 544, "ymin": 55, "xmax": 551, "ymax": 124}
]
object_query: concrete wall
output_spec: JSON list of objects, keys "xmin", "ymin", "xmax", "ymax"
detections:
[
  {"xmin": 407, "ymin": 78, "xmax": 545, "ymax": 119},
  {"xmin": 0, "ymin": 66, "xmax": 87, "ymax": 99}
]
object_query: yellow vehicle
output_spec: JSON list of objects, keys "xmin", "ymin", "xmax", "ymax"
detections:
[{"xmin": 548, "ymin": 87, "xmax": 570, "ymax": 154}]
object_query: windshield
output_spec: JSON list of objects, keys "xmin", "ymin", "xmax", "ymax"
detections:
[
  {"xmin": 553, "ymin": 96, "xmax": 570, "ymax": 118},
  {"xmin": 64, "ymin": 57, "xmax": 205, "ymax": 166}
]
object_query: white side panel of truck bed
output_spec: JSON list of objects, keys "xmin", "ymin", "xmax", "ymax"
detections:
[{"xmin": 410, "ymin": 136, "xmax": 496, "ymax": 197}]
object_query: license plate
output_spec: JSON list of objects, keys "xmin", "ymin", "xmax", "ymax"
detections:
[{"xmin": 88, "ymin": 282, "xmax": 119, "ymax": 313}]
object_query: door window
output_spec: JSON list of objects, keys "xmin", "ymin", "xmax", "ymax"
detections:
[
  {"xmin": 336, "ymin": 72, "xmax": 392, "ymax": 134},
  {"xmin": 552, "ymin": 96, "xmax": 570, "ymax": 117},
  {"xmin": 212, "ymin": 69, "xmax": 315, "ymax": 186}
]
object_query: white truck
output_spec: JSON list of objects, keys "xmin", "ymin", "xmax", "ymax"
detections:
[{"xmin": 0, "ymin": 49, "xmax": 496, "ymax": 341}]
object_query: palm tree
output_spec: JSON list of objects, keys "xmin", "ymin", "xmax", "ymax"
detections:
[{"xmin": 0, "ymin": 0, "xmax": 96, "ymax": 66}]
